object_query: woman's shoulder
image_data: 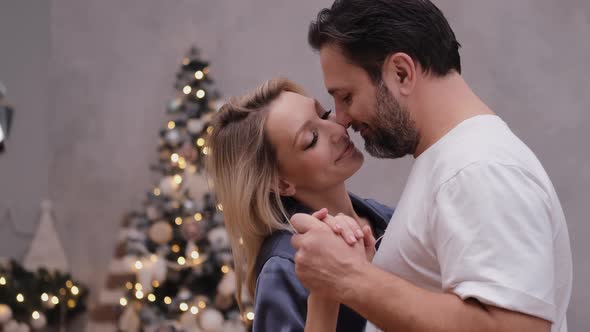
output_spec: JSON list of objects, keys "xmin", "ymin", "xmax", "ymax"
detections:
[{"xmin": 255, "ymin": 230, "xmax": 296, "ymax": 278}]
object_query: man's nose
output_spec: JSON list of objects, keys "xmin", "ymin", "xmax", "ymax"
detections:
[{"xmin": 334, "ymin": 109, "xmax": 352, "ymax": 128}]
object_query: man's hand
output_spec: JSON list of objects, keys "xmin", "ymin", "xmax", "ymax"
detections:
[
  {"xmin": 310, "ymin": 209, "xmax": 377, "ymax": 261},
  {"xmin": 290, "ymin": 213, "xmax": 369, "ymax": 301}
]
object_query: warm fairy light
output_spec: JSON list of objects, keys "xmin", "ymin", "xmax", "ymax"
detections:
[
  {"xmin": 171, "ymin": 244, "xmax": 180, "ymax": 253},
  {"xmin": 164, "ymin": 296, "xmax": 172, "ymax": 304},
  {"xmin": 66, "ymin": 280, "xmax": 73, "ymax": 288},
  {"xmin": 178, "ymin": 160, "xmax": 187, "ymax": 170},
  {"xmin": 68, "ymin": 299, "xmax": 76, "ymax": 308},
  {"xmin": 221, "ymin": 265, "xmax": 230, "ymax": 274},
  {"xmin": 71, "ymin": 286, "xmax": 80, "ymax": 295},
  {"xmin": 32, "ymin": 311, "xmax": 40, "ymax": 320},
  {"xmin": 217, "ymin": 204, "xmax": 223, "ymax": 211},
  {"xmin": 135, "ymin": 290, "xmax": 144, "ymax": 299},
  {"xmin": 59, "ymin": 288, "xmax": 66, "ymax": 296},
  {"xmin": 135, "ymin": 260, "xmax": 143, "ymax": 270},
  {"xmin": 51, "ymin": 296, "xmax": 59, "ymax": 305},
  {"xmin": 246, "ymin": 312, "xmax": 255, "ymax": 321},
  {"xmin": 191, "ymin": 251, "xmax": 199, "ymax": 259},
  {"xmin": 171, "ymin": 153, "xmax": 179, "ymax": 162},
  {"xmin": 151, "ymin": 254, "xmax": 158, "ymax": 262},
  {"xmin": 174, "ymin": 174, "xmax": 183, "ymax": 184},
  {"xmin": 0, "ymin": 276, "xmax": 5, "ymax": 285},
  {"xmin": 198, "ymin": 300, "xmax": 206, "ymax": 309},
  {"xmin": 202, "ymin": 147, "xmax": 209, "ymax": 155},
  {"xmin": 148, "ymin": 294, "xmax": 156, "ymax": 302},
  {"xmin": 183, "ymin": 86, "xmax": 192, "ymax": 95},
  {"xmin": 179, "ymin": 302, "xmax": 189, "ymax": 311},
  {"xmin": 120, "ymin": 298, "xmax": 127, "ymax": 306},
  {"xmin": 154, "ymin": 188, "xmax": 161, "ymax": 196},
  {"xmin": 203, "ymin": 66, "xmax": 210, "ymax": 74},
  {"xmin": 182, "ymin": 58, "xmax": 189, "ymax": 65},
  {"xmin": 152, "ymin": 280, "xmax": 160, "ymax": 288},
  {"xmin": 175, "ymin": 217, "xmax": 183, "ymax": 225},
  {"xmin": 41, "ymin": 293, "xmax": 49, "ymax": 301},
  {"xmin": 168, "ymin": 121, "xmax": 176, "ymax": 130},
  {"xmin": 16, "ymin": 294, "xmax": 24, "ymax": 302},
  {"xmin": 196, "ymin": 138, "xmax": 205, "ymax": 147},
  {"xmin": 207, "ymin": 126, "xmax": 214, "ymax": 134},
  {"xmin": 194, "ymin": 213, "xmax": 202, "ymax": 221},
  {"xmin": 190, "ymin": 306, "xmax": 199, "ymax": 314},
  {"xmin": 194, "ymin": 71, "xmax": 204, "ymax": 80},
  {"xmin": 196, "ymin": 89, "xmax": 205, "ymax": 99},
  {"xmin": 135, "ymin": 283, "xmax": 142, "ymax": 291},
  {"xmin": 125, "ymin": 282, "xmax": 133, "ymax": 290},
  {"xmin": 239, "ymin": 237, "xmax": 244, "ymax": 245},
  {"xmin": 177, "ymin": 257, "xmax": 186, "ymax": 265}
]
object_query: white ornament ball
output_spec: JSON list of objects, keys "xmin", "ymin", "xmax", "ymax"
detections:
[
  {"xmin": 160, "ymin": 176, "xmax": 178, "ymax": 195},
  {"xmin": 6, "ymin": 322, "xmax": 30, "ymax": 332},
  {"xmin": 199, "ymin": 309, "xmax": 224, "ymax": 332},
  {"xmin": 146, "ymin": 205, "xmax": 162, "ymax": 221},
  {"xmin": 187, "ymin": 118, "xmax": 204, "ymax": 135},
  {"xmin": 31, "ymin": 312, "xmax": 47, "ymax": 329},
  {"xmin": 179, "ymin": 312, "xmax": 199, "ymax": 330},
  {"xmin": 207, "ymin": 227, "xmax": 229, "ymax": 251},
  {"xmin": 149, "ymin": 221, "xmax": 173, "ymax": 245},
  {"xmin": 165, "ymin": 129, "xmax": 182, "ymax": 146},
  {"xmin": 217, "ymin": 271, "xmax": 236, "ymax": 296},
  {"xmin": 222, "ymin": 320, "xmax": 246, "ymax": 332},
  {"xmin": 3, "ymin": 320, "xmax": 19, "ymax": 332},
  {"xmin": 0, "ymin": 304, "xmax": 12, "ymax": 323}
]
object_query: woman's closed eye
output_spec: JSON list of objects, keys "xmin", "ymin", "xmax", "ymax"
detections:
[{"xmin": 305, "ymin": 131, "xmax": 318, "ymax": 150}]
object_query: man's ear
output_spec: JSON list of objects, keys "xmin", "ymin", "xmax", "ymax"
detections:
[
  {"xmin": 382, "ymin": 52, "xmax": 417, "ymax": 97},
  {"xmin": 278, "ymin": 179, "xmax": 296, "ymax": 196}
]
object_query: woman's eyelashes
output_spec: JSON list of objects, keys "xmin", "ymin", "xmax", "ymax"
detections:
[
  {"xmin": 305, "ymin": 131, "xmax": 318, "ymax": 150},
  {"xmin": 303, "ymin": 109, "xmax": 331, "ymax": 150}
]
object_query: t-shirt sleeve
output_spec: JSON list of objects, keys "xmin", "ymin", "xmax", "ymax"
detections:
[
  {"xmin": 430, "ymin": 162, "xmax": 556, "ymax": 322},
  {"xmin": 253, "ymin": 256, "xmax": 308, "ymax": 332}
]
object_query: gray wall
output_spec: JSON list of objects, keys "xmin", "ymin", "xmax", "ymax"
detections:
[{"xmin": 1, "ymin": 0, "xmax": 588, "ymax": 330}]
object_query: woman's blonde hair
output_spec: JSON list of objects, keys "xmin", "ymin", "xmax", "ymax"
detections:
[{"xmin": 206, "ymin": 78, "xmax": 306, "ymax": 310}]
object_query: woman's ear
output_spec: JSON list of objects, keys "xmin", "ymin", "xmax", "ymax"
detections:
[{"xmin": 278, "ymin": 179, "xmax": 296, "ymax": 196}]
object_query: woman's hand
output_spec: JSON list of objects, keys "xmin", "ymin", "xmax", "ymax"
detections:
[{"xmin": 311, "ymin": 209, "xmax": 376, "ymax": 261}]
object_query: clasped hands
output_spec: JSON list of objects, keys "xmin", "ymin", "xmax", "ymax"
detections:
[{"xmin": 290, "ymin": 208, "xmax": 376, "ymax": 300}]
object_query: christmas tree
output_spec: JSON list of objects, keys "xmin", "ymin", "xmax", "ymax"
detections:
[
  {"xmin": 0, "ymin": 201, "xmax": 89, "ymax": 332},
  {"xmin": 91, "ymin": 47, "xmax": 252, "ymax": 332}
]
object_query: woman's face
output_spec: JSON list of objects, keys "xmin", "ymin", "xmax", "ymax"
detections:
[{"xmin": 265, "ymin": 91, "xmax": 364, "ymax": 195}]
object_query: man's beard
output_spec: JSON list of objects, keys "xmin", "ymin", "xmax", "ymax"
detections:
[{"xmin": 363, "ymin": 80, "xmax": 419, "ymax": 159}]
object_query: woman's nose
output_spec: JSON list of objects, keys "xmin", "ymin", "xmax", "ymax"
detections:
[{"xmin": 326, "ymin": 117, "xmax": 348, "ymax": 144}]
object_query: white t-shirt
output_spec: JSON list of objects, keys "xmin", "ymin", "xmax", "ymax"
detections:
[{"xmin": 366, "ymin": 115, "xmax": 572, "ymax": 332}]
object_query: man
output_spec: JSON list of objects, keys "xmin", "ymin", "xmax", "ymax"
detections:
[{"xmin": 290, "ymin": 0, "xmax": 572, "ymax": 331}]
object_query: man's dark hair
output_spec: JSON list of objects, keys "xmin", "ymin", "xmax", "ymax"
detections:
[{"xmin": 308, "ymin": 0, "xmax": 461, "ymax": 81}]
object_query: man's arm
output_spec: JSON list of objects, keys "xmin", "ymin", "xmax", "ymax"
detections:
[
  {"xmin": 291, "ymin": 214, "xmax": 551, "ymax": 332},
  {"xmin": 342, "ymin": 259, "xmax": 550, "ymax": 332}
]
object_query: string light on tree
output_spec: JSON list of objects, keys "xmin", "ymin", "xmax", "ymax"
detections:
[
  {"xmin": 16, "ymin": 293, "xmax": 24, "ymax": 302},
  {"xmin": 71, "ymin": 285, "xmax": 80, "ymax": 295},
  {"xmin": 196, "ymin": 89, "xmax": 206, "ymax": 99},
  {"xmin": 194, "ymin": 71, "xmax": 204, "ymax": 80},
  {"xmin": 167, "ymin": 121, "xmax": 176, "ymax": 130},
  {"xmin": 120, "ymin": 298, "xmax": 128, "ymax": 306},
  {"xmin": 0, "ymin": 276, "xmax": 6, "ymax": 285},
  {"xmin": 164, "ymin": 296, "xmax": 172, "ymax": 305},
  {"xmin": 182, "ymin": 86, "xmax": 192, "ymax": 95}
]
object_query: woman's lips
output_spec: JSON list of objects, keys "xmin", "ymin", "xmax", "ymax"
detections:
[{"xmin": 336, "ymin": 141, "xmax": 354, "ymax": 162}]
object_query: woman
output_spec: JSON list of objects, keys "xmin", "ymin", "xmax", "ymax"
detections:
[{"xmin": 206, "ymin": 78, "xmax": 393, "ymax": 331}]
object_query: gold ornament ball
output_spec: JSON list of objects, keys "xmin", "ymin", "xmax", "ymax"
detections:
[{"xmin": 149, "ymin": 221, "xmax": 173, "ymax": 245}]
